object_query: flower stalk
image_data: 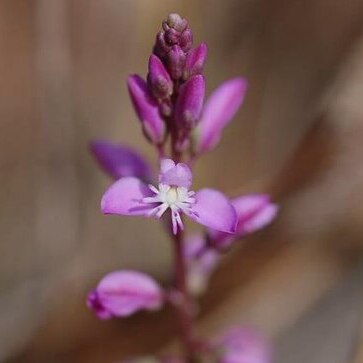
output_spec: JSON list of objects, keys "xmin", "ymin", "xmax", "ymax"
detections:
[
  {"xmin": 87, "ymin": 12, "xmax": 279, "ymax": 363},
  {"xmin": 173, "ymin": 228, "xmax": 198, "ymax": 361}
]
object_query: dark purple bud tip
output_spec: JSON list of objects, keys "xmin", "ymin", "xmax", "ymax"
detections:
[
  {"xmin": 148, "ymin": 54, "xmax": 173, "ymax": 99},
  {"xmin": 87, "ymin": 290, "xmax": 112, "ymax": 320},
  {"xmin": 166, "ymin": 13, "xmax": 188, "ymax": 32}
]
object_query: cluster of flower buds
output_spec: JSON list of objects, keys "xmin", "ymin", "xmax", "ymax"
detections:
[
  {"xmin": 127, "ymin": 13, "xmax": 245, "ymax": 154},
  {"xmin": 88, "ymin": 12, "xmax": 278, "ymax": 363}
]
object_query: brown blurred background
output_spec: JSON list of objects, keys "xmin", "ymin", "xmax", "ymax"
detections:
[{"xmin": 2, "ymin": 0, "xmax": 363, "ymax": 362}]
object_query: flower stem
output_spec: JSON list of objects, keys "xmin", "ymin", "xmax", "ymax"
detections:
[{"xmin": 173, "ymin": 229, "xmax": 198, "ymax": 362}]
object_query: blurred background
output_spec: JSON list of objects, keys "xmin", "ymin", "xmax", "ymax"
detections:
[{"xmin": 2, "ymin": 0, "xmax": 363, "ymax": 362}]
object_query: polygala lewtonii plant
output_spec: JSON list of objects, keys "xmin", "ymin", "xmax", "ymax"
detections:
[{"xmin": 88, "ymin": 13, "xmax": 278, "ymax": 363}]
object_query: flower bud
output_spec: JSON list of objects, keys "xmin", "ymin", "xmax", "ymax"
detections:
[
  {"xmin": 127, "ymin": 74, "xmax": 165, "ymax": 144},
  {"xmin": 175, "ymin": 74, "xmax": 205, "ymax": 129},
  {"xmin": 166, "ymin": 13, "xmax": 188, "ymax": 32},
  {"xmin": 165, "ymin": 28, "xmax": 180, "ymax": 45},
  {"xmin": 183, "ymin": 43, "xmax": 208, "ymax": 80},
  {"xmin": 153, "ymin": 31, "xmax": 170, "ymax": 59},
  {"xmin": 147, "ymin": 55, "xmax": 173, "ymax": 99},
  {"xmin": 166, "ymin": 45, "xmax": 186, "ymax": 80},
  {"xmin": 87, "ymin": 270, "xmax": 164, "ymax": 319},
  {"xmin": 179, "ymin": 29, "xmax": 193, "ymax": 51}
]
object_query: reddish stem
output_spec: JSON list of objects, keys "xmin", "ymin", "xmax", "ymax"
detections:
[{"xmin": 173, "ymin": 229, "xmax": 198, "ymax": 362}]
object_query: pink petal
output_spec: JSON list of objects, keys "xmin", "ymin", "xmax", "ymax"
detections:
[
  {"xmin": 101, "ymin": 177, "xmax": 154, "ymax": 216},
  {"xmin": 159, "ymin": 159, "xmax": 192, "ymax": 188},
  {"xmin": 90, "ymin": 140, "xmax": 153, "ymax": 181},
  {"xmin": 196, "ymin": 78, "xmax": 248, "ymax": 153},
  {"xmin": 88, "ymin": 270, "xmax": 164, "ymax": 319},
  {"xmin": 233, "ymin": 195, "xmax": 279, "ymax": 235},
  {"xmin": 188, "ymin": 189, "xmax": 237, "ymax": 233},
  {"xmin": 209, "ymin": 194, "xmax": 278, "ymax": 249},
  {"xmin": 127, "ymin": 75, "xmax": 165, "ymax": 144}
]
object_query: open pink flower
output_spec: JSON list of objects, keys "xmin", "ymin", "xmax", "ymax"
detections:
[
  {"xmin": 87, "ymin": 270, "xmax": 164, "ymax": 319},
  {"xmin": 101, "ymin": 159, "xmax": 237, "ymax": 234}
]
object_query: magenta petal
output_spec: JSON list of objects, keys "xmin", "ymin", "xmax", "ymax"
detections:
[
  {"xmin": 88, "ymin": 270, "xmax": 164, "ymax": 319},
  {"xmin": 188, "ymin": 189, "xmax": 237, "ymax": 233},
  {"xmin": 90, "ymin": 140, "xmax": 153, "ymax": 181},
  {"xmin": 209, "ymin": 194, "xmax": 278, "ymax": 249},
  {"xmin": 101, "ymin": 177, "xmax": 154, "ymax": 216},
  {"xmin": 159, "ymin": 159, "xmax": 192, "ymax": 188},
  {"xmin": 196, "ymin": 78, "xmax": 248, "ymax": 153},
  {"xmin": 175, "ymin": 74, "xmax": 205, "ymax": 129},
  {"xmin": 127, "ymin": 75, "xmax": 165, "ymax": 144},
  {"xmin": 233, "ymin": 195, "xmax": 279, "ymax": 235}
]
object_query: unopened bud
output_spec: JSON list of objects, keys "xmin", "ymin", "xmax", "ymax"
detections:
[
  {"xmin": 147, "ymin": 54, "xmax": 173, "ymax": 99},
  {"xmin": 127, "ymin": 75, "xmax": 165, "ymax": 144},
  {"xmin": 183, "ymin": 43, "xmax": 207, "ymax": 80},
  {"xmin": 166, "ymin": 45, "xmax": 186, "ymax": 80},
  {"xmin": 175, "ymin": 74, "xmax": 205, "ymax": 129},
  {"xmin": 179, "ymin": 29, "xmax": 193, "ymax": 51},
  {"xmin": 166, "ymin": 13, "xmax": 188, "ymax": 32},
  {"xmin": 165, "ymin": 28, "xmax": 180, "ymax": 46},
  {"xmin": 153, "ymin": 31, "xmax": 170, "ymax": 59}
]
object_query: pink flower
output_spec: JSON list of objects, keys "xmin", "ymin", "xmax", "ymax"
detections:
[
  {"xmin": 215, "ymin": 327, "xmax": 272, "ymax": 363},
  {"xmin": 87, "ymin": 270, "xmax": 164, "ymax": 319},
  {"xmin": 101, "ymin": 158, "xmax": 237, "ymax": 235},
  {"xmin": 90, "ymin": 140, "xmax": 152, "ymax": 181},
  {"xmin": 209, "ymin": 194, "xmax": 279, "ymax": 250},
  {"xmin": 195, "ymin": 78, "xmax": 248, "ymax": 153}
]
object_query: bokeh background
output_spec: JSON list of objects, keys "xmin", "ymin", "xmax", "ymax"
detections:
[{"xmin": 2, "ymin": 0, "xmax": 363, "ymax": 362}]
